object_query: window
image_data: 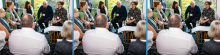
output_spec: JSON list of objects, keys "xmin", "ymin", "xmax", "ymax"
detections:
[{"xmin": 164, "ymin": 0, "xmax": 179, "ymax": 17}]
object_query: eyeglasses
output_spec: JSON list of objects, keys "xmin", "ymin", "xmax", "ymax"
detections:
[
  {"xmin": 57, "ymin": 4, "xmax": 61, "ymax": 5},
  {"xmin": 131, "ymin": 4, "xmax": 135, "ymax": 5}
]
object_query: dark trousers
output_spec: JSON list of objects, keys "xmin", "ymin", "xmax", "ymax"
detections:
[
  {"xmin": 200, "ymin": 22, "xmax": 210, "ymax": 26},
  {"xmin": 111, "ymin": 17, "xmax": 124, "ymax": 29},
  {"xmin": 53, "ymin": 22, "xmax": 63, "ymax": 26},
  {"xmin": 37, "ymin": 17, "xmax": 50, "ymax": 29},
  {"xmin": 185, "ymin": 17, "xmax": 198, "ymax": 29},
  {"xmin": 126, "ymin": 22, "xmax": 136, "ymax": 26}
]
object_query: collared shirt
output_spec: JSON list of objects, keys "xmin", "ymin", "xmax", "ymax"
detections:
[
  {"xmin": 156, "ymin": 28, "xmax": 198, "ymax": 55},
  {"xmin": 54, "ymin": 8, "xmax": 68, "ymax": 24},
  {"xmin": 128, "ymin": 8, "xmax": 141, "ymax": 24},
  {"xmin": 74, "ymin": 31, "xmax": 80, "ymax": 50},
  {"xmin": 82, "ymin": 28, "xmax": 124, "ymax": 55},
  {"xmin": 148, "ymin": 31, "xmax": 153, "ymax": 50},
  {"xmin": 9, "ymin": 28, "xmax": 50, "ymax": 55},
  {"xmin": 0, "ymin": 31, "xmax": 6, "ymax": 51},
  {"xmin": 201, "ymin": 8, "xmax": 215, "ymax": 24}
]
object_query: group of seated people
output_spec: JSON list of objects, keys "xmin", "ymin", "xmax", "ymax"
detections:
[
  {"xmin": 0, "ymin": 0, "xmax": 73, "ymax": 55},
  {"xmin": 73, "ymin": 0, "xmax": 147, "ymax": 55},
  {"xmin": 147, "ymin": 0, "xmax": 220, "ymax": 55}
]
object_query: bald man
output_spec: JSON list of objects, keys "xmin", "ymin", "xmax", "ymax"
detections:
[
  {"xmin": 37, "ymin": 1, "xmax": 54, "ymax": 33},
  {"xmin": 111, "ymin": 1, "xmax": 128, "ymax": 33},
  {"xmin": 9, "ymin": 14, "xmax": 50, "ymax": 55},
  {"xmin": 185, "ymin": 1, "xmax": 201, "ymax": 33},
  {"xmin": 83, "ymin": 14, "xmax": 124, "ymax": 55}
]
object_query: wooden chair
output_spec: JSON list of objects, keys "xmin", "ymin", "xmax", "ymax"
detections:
[
  {"xmin": 49, "ymin": 31, "xmax": 62, "ymax": 44},
  {"xmin": 122, "ymin": 31, "xmax": 135, "ymax": 44},
  {"xmin": 196, "ymin": 31, "xmax": 208, "ymax": 44}
]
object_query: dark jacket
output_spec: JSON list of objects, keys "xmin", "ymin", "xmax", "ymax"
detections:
[
  {"xmin": 54, "ymin": 39, "xmax": 72, "ymax": 55},
  {"xmin": 128, "ymin": 39, "xmax": 146, "ymax": 55},
  {"xmin": 37, "ymin": 5, "xmax": 54, "ymax": 21},
  {"xmin": 185, "ymin": 5, "xmax": 201, "ymax": 21},
  {"xmin": 111, "ymin": 5, "xmax": 128, "ymax": 21},
  {"xmin": 202, "ymin": 39, "xmax": 220, "ymax": 55}
]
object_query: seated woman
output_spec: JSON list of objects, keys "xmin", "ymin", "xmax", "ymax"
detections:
[
  {"xmin": 0, "ymin": 8, "xmax": 10, "ymax": 39},
  {"xmin": 74, "ymin": 8, "xmax": 87, "ymax": 33},
  {"xmin": 54, "ymin": 20, "xmax": 74, "ymax": 55},
  {"xmin": 97, "ymin": 1, "xmax": 108, "ymax": 16},
  {"xmin": 128, "ymin": 20, "xmax": 148, "ymax": 55},
  {"xmin": 152, "ymin": 1, "xmax": 168, "ymax": 29},
  {"xmin": 201, "ymin": 20, "xmax": 220, "ymax": 55},
  {"xmin": 79, "ymin": 1, "xmax": 95, "ymax": 29},
  {"xmin": 5, "ymin": 1, "xmax": 21, "ymax": 29},
  {"xmin": 170, "ymin": 1, "xmax": 182, "ymax": 21},
  {"xmin": 126, "ymin": 1, "xmax": 141, "ymax": 26},
  {"xmin": 200, "ymin": 1, "xmax": 215, "ymax": 26},
  {"xmin": 148, "ymin": 8, "xmax": 160, "ymax": 33},
  {"xmin": 0, "ymin": 30, "xmax": 6, "ymax": 51},
  {"xmin": 53, "ymin": 1, "xmax": 68, "ymax": 26},
  {"xmin": 23, "ymin": 1, "xmax": 34, "ymax": 18}
]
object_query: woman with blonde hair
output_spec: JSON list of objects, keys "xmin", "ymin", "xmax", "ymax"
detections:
[
  {"xmin": 201, "ymin": 20, "xmax": 220, "ymax": 55},
  {"xmin": 5, "ymin": 1, "xmax": 21, "ymax": 29}
]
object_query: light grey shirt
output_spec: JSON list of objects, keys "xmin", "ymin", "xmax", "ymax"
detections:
[
  {"xmin": 0, "ymin": 31, "xmax": 6, "ymax": 51},
  {"xmin": 82, "ymin": 28, "xmax": 124, "ymax": 55},
  {"xmin": 9, "ymin": 28, "xmax": 50, "ymax": 55},
  {"xmin": 156, "ymin": 28, "xmax": 198, "ymax": 55}
]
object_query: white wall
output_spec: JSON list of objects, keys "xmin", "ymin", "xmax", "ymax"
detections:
[
  {"xmin": 0, "ymin": 0, "xmax": 3, "ymax": 8},
  {"xmin": 217, "ymin": 0, "xmax": 220, "ymax": 14}
]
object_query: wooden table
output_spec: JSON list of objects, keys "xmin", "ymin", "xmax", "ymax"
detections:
[
  {"xmin": 118, "ymin": 26, "xmax": 136, "ymax": 44},
  {"xmin": 44, "ymin": 26, "xmax": 63, "ymax": 44},
  {"xmin": 191, "ymin": 26, "xmax": 210, "ymax": 44}
]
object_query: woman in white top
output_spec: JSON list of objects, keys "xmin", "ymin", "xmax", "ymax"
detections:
[
  {"xmin": 170, "ymin": 1, "xmax": 181, "ymax": 17},
  {"xmin": 97, "ymin": 1, "xmax": 108, "ymax": 16},
  {"xmin": 23, "ymin": 1, "xmax": 34, "ymax": 16}
]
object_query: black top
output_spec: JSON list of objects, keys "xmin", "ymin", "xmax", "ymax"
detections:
[
  {"xmin": 100, "ymin": 8, "xmax": 106, "ymax": 14},
  {"xmin": 174, "ymin": 8, "xmax": 180, "ymax": 14},
  {"xmin": 54, "ymin": 39, "xmax": 72, "ymax": 55},
  {"xmin": 128, "ymin": 39, "xmax": 146, "ymax": 55},
  {"xmin": 26, "ymin": 8, "xmax": 32, "ymax": 15},
  {"xmin": 202, "ymin": 39, "xmax": 220, "ymax": 55}
]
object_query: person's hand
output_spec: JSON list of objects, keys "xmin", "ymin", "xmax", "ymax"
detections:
[
  {"xmin": 16, "ymin": 23, "xmax": 20, "ymax": 25},
  {"xmin": 52, "ymin": 21, "xmax": 57, "ymax": 24},
  {"xmin": 48, "ymin": 21, "xmax": 51, "ymax": 24},
  {"xmin": 122, "ymin": 21, "xmax": 125, "ymax": 24},
  {"xmin": 90, "ymin": 23, "xmax": 94, "ymax": 25},
  {"xmin": 11, "ymin": 22, "xmax": 15, "ymax": 25},
  {"xmin": 85, "ymin": 22, "xmax": 89, "ymax": 25},
  {"xmin": 126, "ymin": 21, "xmax": 130, "ymax": 24},
  {"xmin": 158, "ymin": 22, "xmax": 163, "ymax": 25},
  {"xmin": 91, "ymin": 8, "xmax": 93, "ymax": 10},
  {"xmin": 196, "ymin": 21, "xmax": 199, "ymax": 24},
  {"xmin": 164, "ymin": 23, "xmax": 168, "ymax": 25},
  {"xmin": 165, "ymin": 8, "xmax": 167, "ymax": 10}
]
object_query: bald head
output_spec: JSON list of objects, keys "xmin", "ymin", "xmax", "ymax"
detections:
[
  {"xmin": 116, "ymin": 1, "xmax": 121, "ymax": 8},
  {"xmin": 95, "ymin": 14, "xmax": 108, "ymax": 28},
  {"xmin": 168, "ymin": 14, "xmax": 182, "ymax": 28},
  {"xmin": 21, "ymin": 14, "xmax": 34, "ymax": 28},
  {"xmin": 43, "ymin": 1, "xmax": 48, "ymax": 8},
  {"xmin": 190, "ymin": 1, "xmax": 195, "ymax": 8}
]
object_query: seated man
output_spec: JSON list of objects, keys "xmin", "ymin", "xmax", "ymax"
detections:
[
  {"xmin": 156, "ymin": 14, "xmax": 198, "ymax": 55},
  {"xmin": 9, "ymin": 14, "xmax": 50, "ymax": 55},
  {"xmin": 83, "ymin": 14, "xmax": 124, "ymax": 55}
]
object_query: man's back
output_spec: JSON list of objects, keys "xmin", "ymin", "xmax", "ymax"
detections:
[
  {"xmin": 9, "ymin": 28, "xmax": 50, "ymax": 55},
  {"xmin": 156, "ymin": 28, "xmax": 197, "ymax": 55},
  {"xmin": 82, "ymin": 28, "xmax": 124, "ymax": 55}
]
